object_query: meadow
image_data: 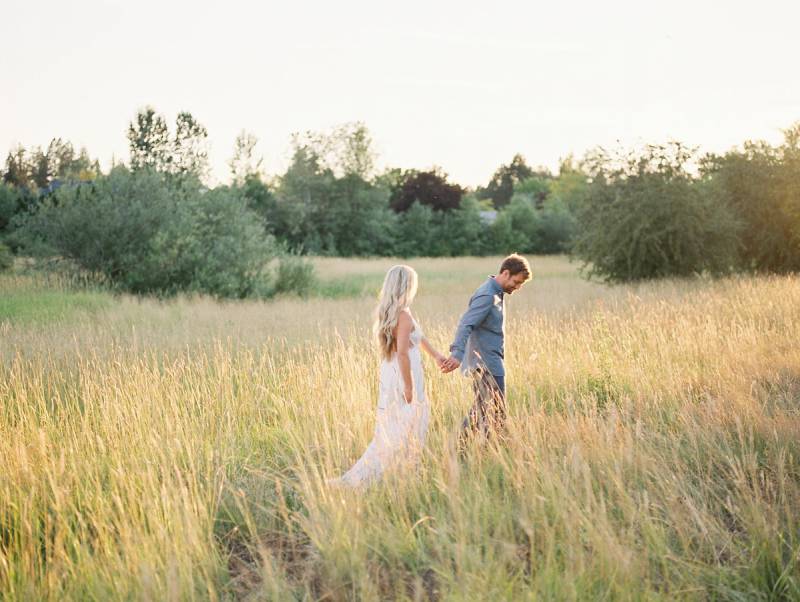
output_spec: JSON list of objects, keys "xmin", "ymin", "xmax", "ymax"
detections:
[{"xmin": 1, "ymin": 256, "xmax": 799, "ymax": 600}]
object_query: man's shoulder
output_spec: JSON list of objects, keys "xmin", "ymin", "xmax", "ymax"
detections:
[{"xmin": 472, "ymin": 279, "xmax": 497, "ymax": 298}]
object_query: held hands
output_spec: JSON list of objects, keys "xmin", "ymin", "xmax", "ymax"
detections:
[{"xmin": 440, "ymin": 355, "xmax": 461, "ymax": 374}]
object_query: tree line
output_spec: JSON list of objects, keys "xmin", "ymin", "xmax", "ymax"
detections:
[{"xmin": 1, "ymin": 107, "xmax": 798, "ymax": 295}]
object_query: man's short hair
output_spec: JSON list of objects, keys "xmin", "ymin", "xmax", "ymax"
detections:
[{"xmin": 499, "ymin": 253, "xmax": 531, "ymax": 280}]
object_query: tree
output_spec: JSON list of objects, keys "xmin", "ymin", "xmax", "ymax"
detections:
[
  {"xmin": 549, "ymin": 156, "xmax": 589, "ymax": 212},
  {"xmin": 229, "ymin": 130, "xmax": 264, "ymax": 186},
  {"xmin": 12, "ymin": 168, "xmax": 282, "ymax": 298},
  {"xmin": 701, "ymin": 125, "xmax": 800, "ymax": 273},
  {"xmin": 395, "ymin": 201, "xmax": 435, "ymax": 256},
  {"xmin": 0, "ymin": 182, "xmax": 18, "ymax": 232},
  {"xmin": 127, "ymin": 107, "xmax": 171, "ymax": 172},
  {"xmin": 491, "ymin": 194, "xmax": 540, "ymax": 253},
  {"xmin": 29, "ymin": 146, "xmax": 54, "ymax": 189},
  {"xmin": 290, "ymin": 122, "xmax": 377, "ymax": 180},
  {"xmin": 514, "ymin": 176, "xmax": 550, "ymax": 208},
  {"xmin": 239, "ymin": 175, "xmax": 278, "ymax": 232},
  {"xmin": 127, "ymin": 107, "xmax": 209, "ymax": 181},
  {"xmin": 274, "ymin": 145, "xmax": 337, "ymax": 253},
  {"xmin": 573, "ymin": 143, "xmax": 740, "ymax": 282},
  {"xmin": 389, "ymin": 168, "xmax": 462, "ymax": 213},
  {"xmin": 172, "ymin": 111, "xmax": 209, "ymax": 179},
  {"xmin": 481, "ymin": 154, "xmax": 549, "ymax": 208},
  {"xmin": 328, "ymin": 175, "xmax": 397, "ymax": 256},
  {"xmin": 536, "ymin": 197, "xmax": 577, "ymax": 253},
  {"xmin": 3, "ymin": 145, "xmax": 31, "ymax": 188},
  {"xmin": 437, "ymin": 195, "xmax": 487, "ymax": 256}
]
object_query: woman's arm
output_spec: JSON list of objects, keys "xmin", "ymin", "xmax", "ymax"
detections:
[
  {"xmin": 420, "ymin": 336, "xmax": 446, "ymax": 369},
  {"xmin": 395, "ymin": 311, "xmax": 414, "ymax": 404}
]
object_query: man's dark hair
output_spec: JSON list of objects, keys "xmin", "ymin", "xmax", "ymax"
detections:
[{"xmin": 499, "ymin": 253, "xmax": 531, "ymax": 280}]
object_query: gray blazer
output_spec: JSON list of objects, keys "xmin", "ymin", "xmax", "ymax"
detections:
[{"xmin": 449, "ymin": 276, "xmax": 505, "ymax": 377}]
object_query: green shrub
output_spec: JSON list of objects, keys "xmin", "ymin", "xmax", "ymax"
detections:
[
  {"xmin": 394, "ymin": 202, "xmax": 435, "ymax": 257},
  {"xmin": 11, "ymin": 168, "xmax": 285, "ymax": 298},
  {"xmin": 0, "ymin": 184, "xmax": 17, "ymax": 233},
  {"xmin": 572, "ymin": 143, "xmax": 740, "ymax": 282},
  {"xmin": 0, "ymin": 242, "xmax": 13, "ymax": 271},
  {"xmin": 536, "ymin": 197, "xmax": 578, "ymax": 253},
  {"xmin": 487, "ymin": 195, "xmax": 540, "ymax": 254},
  {"xmin": 273, "ymin": 252, "xmax": 317, "ymax": 297},
  {"xmin": 701, "ymin": 125, "xmax": 800, "ymax": 273}
]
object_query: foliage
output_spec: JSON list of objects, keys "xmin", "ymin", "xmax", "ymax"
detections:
[
  {"xmin": 127, "ymin": 107, "xmax": 210, "ymax": 181},
  {"xmin": 239, "ymin": 174, "xmax": 278, "ymax": 233},
  {"xmin": 4, "ymin": 118, "xmax": 800, "ymax": 271},
  {"xmin": 273, "ymin": 252, "xmax": 317, "ymax": 297},
  {"xmin": 549, "ymin": 156, "xmax": 589, "ymax": 211},
  {"xmin": 394, "ymin": 201, "xmax": 435, "ymax": 256},
  {"xmin": 573, "ymin": 143, "xmax": 740, "ymax": 282},
  {"xmin": 0, "ymin": 242, "xmax": 12, "ymax": 271},
  {"xmin": 2, "ymin": 140, "xmax": 100, "ymax": 192},
  {"xmin": 3, "ymin": 145, "xmax": 31, "ymax": 188},
  {"xmin": 0, "ymin": 182, "xmax": 17, "ymax": 233},
  {"xmin": 489, "ymin": 194, "xmax": 540, "ymax": 253},
  {"xmin": 700, "ymin": 123, "xmax": 800, "ymax": 273},
  {"xmin": 290, "ymin": 122, "xmax": 377, "ymax": 180},
  {"xmin": 514, "ymin": 175, "xmax": 551, "ymax": 207},
  {"xmin": 229, "ymin": 130, "xmax": 264, "ymax": 186},
  {"xmin": 536, "ymin": 197, "xmax": 578, "ymax": 254},
  {"xmin": 480, "ymin": 153, "xmax": 550, "ymax": 208},
  {"xmin": 11, "ymin": 169, "xmax": 284, "ymax": 298},
  {"xmin": 389, "ymin": 168, "xmax": 463, "ymax": 213},
  {"xmin": 437, "ymin": 196, "xmax": 487, "ymax": 256},
  {"xmin": 272, "ymin": 144, "xmax": 396, "ymax": 256}
]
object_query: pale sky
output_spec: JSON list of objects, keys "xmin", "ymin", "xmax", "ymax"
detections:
[{"xmin": 2, "ymin": 0, "xmax": 798, "ymax": 187}]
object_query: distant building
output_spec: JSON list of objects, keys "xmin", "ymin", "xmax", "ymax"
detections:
[{"xmin": 479, "ymin": 210, "xmax": 497, "ymax": 225}]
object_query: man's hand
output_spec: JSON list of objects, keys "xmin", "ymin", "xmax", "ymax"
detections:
[{"xmin": 440, "ymin": 355, "xmax": 461, "ymax": 373}]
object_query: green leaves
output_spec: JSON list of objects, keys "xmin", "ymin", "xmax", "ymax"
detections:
[
  {"xmin": 573, "ymin": 143, "xmax": 740, "ymax": 282},
  {"xmin": 10, "ymin": 169, "xmax": 305, "ymax": 298}
]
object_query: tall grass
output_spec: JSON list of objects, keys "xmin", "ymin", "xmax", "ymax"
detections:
[{"xmin": 1, "ymin": 257, "xmax": 799, "ymax": 600}]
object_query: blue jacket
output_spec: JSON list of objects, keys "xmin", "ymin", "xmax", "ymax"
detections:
[{"xmin": 449, "ymin": 276, "xmax": 505, "ymax": 376}]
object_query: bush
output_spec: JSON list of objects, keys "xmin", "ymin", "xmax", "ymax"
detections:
[
  {"xmin": 701, "ymin": 125, "xmax": 800, "ymax": 273},
  {"xmin": 394, "ymin": 202, "xmax": 436, "ymax": 257},
  {"xmin": 436, "ymin": 196, "xmax": 487, "ymax": 256},
  {"xmin": 0, "ymin": 242, "xmax": 13, "ymax": 271},
  {"xmin": 536, "ymin": 197, "xmax": 578, "ymax": 253},
  {"xmin": 11, "ymin": 168, "xmax": 286, "ymax": 298},
  {"xmin": 0, "ymin": 184, "xmax": 17, "ymax": 233},
  {"xmin": 487, "ymin": 194, "xmax": 540, "ymax": 254},
  {"xmin": 572, "ymin": 143, "xmax": 740, "ymax": 282},
  {"xmin": 273, "ymin": 252, "xmax": 317, "ymax": 296}
]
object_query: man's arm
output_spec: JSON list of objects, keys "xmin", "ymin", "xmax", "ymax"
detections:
[{"xmin": 441, "ymin": 293, "xmax": 493, "ymax": 372}]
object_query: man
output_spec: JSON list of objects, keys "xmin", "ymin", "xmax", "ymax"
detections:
[{"xmin": 441, "ymin": 254, "xmax": 531, "ymax": 441}]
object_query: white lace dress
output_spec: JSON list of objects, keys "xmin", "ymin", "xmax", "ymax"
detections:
[{"xmin": 331, "ymin": 319, "xmax": 431, "ymax": 488}]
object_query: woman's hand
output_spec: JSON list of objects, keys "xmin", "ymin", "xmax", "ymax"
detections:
[
  {"xmin": 433, "ymin": 352, "xmax": 446, "ymax": 369},
  {"xmin": 403, "ymin": 386, "xmax": 413, "ymax": 404}
]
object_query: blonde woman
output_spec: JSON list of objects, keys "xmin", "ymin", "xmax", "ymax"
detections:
[{"xmin": 330, "ymin": 265, "xmax": 446, "ymax": 487}]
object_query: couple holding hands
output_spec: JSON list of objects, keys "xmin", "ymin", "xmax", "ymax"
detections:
[{"xmin": 330, "ymin": 254, "xmax": 531, "ymax": 488}]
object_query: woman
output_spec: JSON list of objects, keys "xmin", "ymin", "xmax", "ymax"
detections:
[{"xmin": 330, "ymin": 265, "xmax": 446, "ymax": 488}]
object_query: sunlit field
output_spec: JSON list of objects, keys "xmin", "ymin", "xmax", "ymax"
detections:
[{"xmin": 1, "ymin": 256, "xmax": 799, "ymax": 600}]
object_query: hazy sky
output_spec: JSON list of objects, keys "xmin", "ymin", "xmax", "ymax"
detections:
[{"xmin": 2, "ymin": 0, "xmax": 798, "ymax": 187}]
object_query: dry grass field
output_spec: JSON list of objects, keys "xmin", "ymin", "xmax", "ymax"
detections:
[{"xmin": 1, "ymin": 256, "xmax": 799, "ymax": 600}]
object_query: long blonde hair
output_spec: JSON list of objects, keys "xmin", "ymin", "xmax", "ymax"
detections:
[{"xmin": 374, "ymin": 265, "xmax": 418, "ymax": 360}]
